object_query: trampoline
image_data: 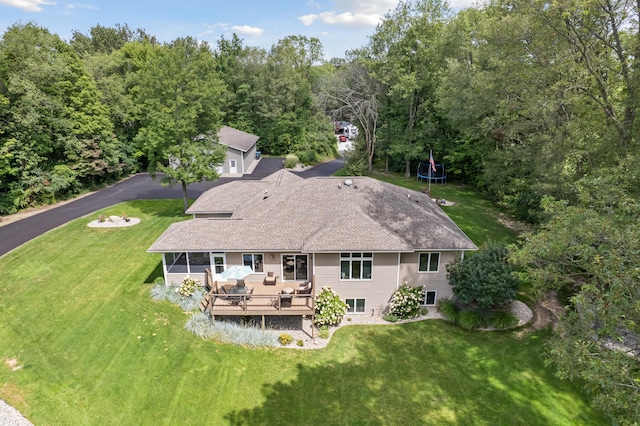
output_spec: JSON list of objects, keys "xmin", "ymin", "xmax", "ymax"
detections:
[{"xmin": 417, "ymin": 162, "xmax": 446, "ymax": 183}]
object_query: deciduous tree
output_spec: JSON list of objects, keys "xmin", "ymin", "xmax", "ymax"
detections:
[{"xmin": 134, "ymin": 37, "xmax": 227, "ymax": 211}]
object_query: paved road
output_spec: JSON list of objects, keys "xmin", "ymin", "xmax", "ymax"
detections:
[{"xmin": 0, "ymin": 157, "xmax": 345, "ymax": 258}]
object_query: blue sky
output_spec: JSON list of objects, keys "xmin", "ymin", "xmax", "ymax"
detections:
[{"xmin": 0, "ymin": 0, "xmax": 476, "ymax": 59}]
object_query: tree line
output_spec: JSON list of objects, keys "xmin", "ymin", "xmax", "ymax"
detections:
[
  {"xmin": 0, "ymin": 24, "xmax": 336, "ymax": 213},
  {"xmin": 1, "ymin": 0, "xmax": 639, "ymax": 422}
]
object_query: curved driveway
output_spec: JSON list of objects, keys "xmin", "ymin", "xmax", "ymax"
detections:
[{"xmin": 0, "ymin": 157, "xmax": 345, "ymax": 257}]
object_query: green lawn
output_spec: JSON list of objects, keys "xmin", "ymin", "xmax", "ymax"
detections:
[{"xmin": 0, "ymin": 199, "xmax": 605, "ymax": 425}]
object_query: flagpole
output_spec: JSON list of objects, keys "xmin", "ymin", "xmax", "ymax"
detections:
[{"xmin": 428, "ymin": 150, "xmax": 432, "ymax": 195}]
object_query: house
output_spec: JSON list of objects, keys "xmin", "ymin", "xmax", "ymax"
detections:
[
  {"xmin": 147, "ymin": 170, "xmax": 477, "ymax": 316},
  {"xmin": 214, "ymin": 126, "xmax": 260, "ymax": 176}
]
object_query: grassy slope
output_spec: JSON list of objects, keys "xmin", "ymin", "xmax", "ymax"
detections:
[{"xmin": 0, "ymin": 199, "xmax": 605, "ymax": 425}]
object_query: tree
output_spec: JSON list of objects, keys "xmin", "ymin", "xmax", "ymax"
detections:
[
  {"xmin": 0, "ymin": 23, "xmax": 126, "ymax": 212},
  {"xmin": 134, "ymin": 37, "xmax": 227, "ymax": 211},
  {"xmin": 437, "ymin": 0, "xmax": 639, "ymax": 222},
  {"xmin": 447, "ymin": 245, "xmax": 520, "ymax": 311},
  {"xmin": 367, "ymin": 0, "xmax": 452, "ymax": 177},
  {"xmin": 316, "ymin": 59, "xmax": 380, "ymax": 172},
  {"xmin": 510, "ymin": 167, "xmax": 640, "ymax": 424}
]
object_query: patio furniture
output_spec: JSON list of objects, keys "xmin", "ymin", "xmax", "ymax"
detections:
[
  {"xmin": 263, "ymin": 272, "xmax": 277, "ymax": 286},
  {"xmin": 245, "ymin": 286, "xmax": 254, "ymax": 301},
  {"xmin": 296, "ymin": 282, "xmax": 312, "ymax": 295},
  {"xmin": 280, "ymin": 287, "xmax": 294, "ymax": 308}
]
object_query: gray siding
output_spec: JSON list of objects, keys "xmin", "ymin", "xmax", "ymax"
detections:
[
  {"xmin": 314, "ymin": 252, "xmax": 400, "ymax": 314},
  {"xmin": 399, "ymin": 251, "xmax": 461, "ymax": 302}
]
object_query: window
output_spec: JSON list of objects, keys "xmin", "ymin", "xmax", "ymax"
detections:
[
  {"xmin": 188, "ymin": 252, "xmax": 210, "ymax": 273},
  {"xmin": 340, "ymin": 253, "xmax": 373, "ymax": 280},
  {"xmin": 282, "ymin": 255, "xmax": 308, "ymax": 281},
  {"xmin": 418, "ymin": 252, "xmax": 440, "ymax": 272},
  {"xmin": 243, "ymin": 253, "xmax": 264, "ymax": 273},
  {"xmin": 346, "ymin": 298, "xmax": 366, "ymax": 313},
  {"xmin": 424, "ymin": 290, "xmax": 437, "ymax": 306}
]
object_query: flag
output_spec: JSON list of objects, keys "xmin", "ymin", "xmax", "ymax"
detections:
[{"xmin": 429, "ymin": 150, "xmax": 436, "ymax": 173}]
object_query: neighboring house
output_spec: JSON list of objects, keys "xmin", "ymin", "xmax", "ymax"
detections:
[
  {"xmin": 214, "ymin": 126, "xmax": 260, "ymax": 176},
  {"xmin": 147, "ymin": 170, "xmax": 477, "ymax": 315}
]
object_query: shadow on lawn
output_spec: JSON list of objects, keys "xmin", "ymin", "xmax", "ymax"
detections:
[{"xmin": 224, "ymin": 322, "xmax": 602, "ymax": 425}]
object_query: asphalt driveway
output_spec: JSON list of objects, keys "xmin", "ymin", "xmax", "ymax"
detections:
[{"xmin": 0, "ymin": 157, "xmax": 345, "ymax": 257}]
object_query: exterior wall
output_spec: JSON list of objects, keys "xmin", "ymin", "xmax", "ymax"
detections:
[
  {"xmin": 399, "ymin": 251, "xmax": 461, "ymax": 302},
  {"xmin": 314, "ymin": 252, "xmax": 400, "ymax": 314},
  {"xmin": 225, "ymin": 149, "xmax": 243, "ymax": 175},
  {"xmin": 162, "ymin": 251, "xmax": 313, "ymax": 286},
  {"xmin": 243, "ymin": 145, "xmax": 257, "ymax": 173}
]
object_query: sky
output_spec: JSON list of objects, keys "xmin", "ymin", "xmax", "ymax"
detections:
[{"xmin": 0, "ymin": 0, "xmax": 477, "ymax": 59}]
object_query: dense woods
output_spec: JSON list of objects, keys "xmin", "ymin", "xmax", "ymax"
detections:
[{"xmin": 1, "ymin": 0, "xmax": 638, "ymax": 423}]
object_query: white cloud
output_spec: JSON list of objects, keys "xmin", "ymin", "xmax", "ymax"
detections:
[
  {"xmin": 0, "ymin": 0, "xmax": 55, "ymax": 12},
  {"xmin": 300, "ymin": 0, "xmax": 397, "ymax": 28},
  {"xmin": 334, "ymin": 0, "xmax": 398, "ymax": 15},
  {"xmin": 66, "ymin": 2, "xmax": 98, "ymax": 10},
  {"xmin": 300, "ymin": 11, "xmax": 381, "ymax": 28},
  {"xmin": 231, "ymin": 25, "xmax": 264, "ymax": 37}
]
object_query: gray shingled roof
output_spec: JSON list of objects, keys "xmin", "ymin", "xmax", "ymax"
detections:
[
  {"xmin": 149, "ymin": 170, "xmax": 477, "ymax": 253},
  {"xmin": 217, "ymin": 126, "xmax": 259, "ymax": 152}
]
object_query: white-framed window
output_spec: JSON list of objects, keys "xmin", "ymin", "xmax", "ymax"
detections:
[
  {"xmin": 243, "ymin": 253, "xmax": 264, "ymax": 273},
  {"xmin": 418, "ymin": 252, "xmax": 440, "ymax": 273},
  {"xmin": 346, "ymin": 298, "xmax": 366, "ymax": 313},
  {"xmin": 340, "ymin": 252, "xmax": 373, "ymax": 280},
  {"xmin": 423, "ymin": 290, "xmax": 437, "ymax": 306}
]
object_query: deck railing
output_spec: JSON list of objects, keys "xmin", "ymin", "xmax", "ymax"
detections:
[{"xmin": 206, "ymin": 293, "xmax": 314, "ymax": 317}]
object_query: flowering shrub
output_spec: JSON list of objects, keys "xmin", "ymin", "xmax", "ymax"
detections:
[
  {"xmin": 314, "ymin": 286, "xmax": 348, "ymax": 326},
  {"xmin": 387, "ymin": 283, "xmax": 425, "ymax": 319},
  {"xmin": 176, "ymin": 276, "xmax": 201, "ymax": 298}
]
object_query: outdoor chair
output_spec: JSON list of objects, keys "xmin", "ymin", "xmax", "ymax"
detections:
[
  {"xmin": 263, "ymin": 272, "xmax": 277, "ymax": 286},
  {"xmin": 296, "ymin": 282, "xmax": 312, "ymax": 295}
]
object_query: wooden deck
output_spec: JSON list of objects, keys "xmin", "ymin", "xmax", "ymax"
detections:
[{"xmin": 203, "ymin": 280, "xmax": 315, "ymax": 317}]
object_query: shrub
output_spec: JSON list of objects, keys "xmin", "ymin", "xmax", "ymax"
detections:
[
  {"xmin": 314, "ymin": 286, "xmax": 348, "ymax": 326},
  {"xmin": 279, "ymin": 333, "xmax": 294, "ymax": 346},
  {"xmin": 297, "ymin": 150, "xmax": 318, "ymax": 165},
  {"xmin": 458, "ymin": 309, "xmax": 487, "ymax": 330},
  {"xmin": 419, "ymin": 307, "xmax": 429, "ymax": 316},
  {"xmin": 383, "ymin": 313, "xmax": 399, "ymax": 323},
  {"xmin": 296, "ymin": 339, "xmax": 304, "ymax": 347},
  {"xmin": 284, "ymin": 154, "xmax": 299, "ymax": 168},
  {"xmin": 387, "ymin": 283, "xmax": 425, "ymax": 319},
  {"xmin": 447, "ymin": 244, "xmax": 520, "ymax": 311},
  {"xmin": 153, "ymin": 277, "xmax": 165, "ymax": 285},
  {"xmin": 438, "ymin": 299, "xmax": 460, "ymax": 323},
  {"xmin": 487, "ymin": 309, "xmax": 519, "ymax": 329},
  {"xmin": 177, "ymin": 276, "xmax": 201, "ymax": 298},
  {"xmin": 318, "ymin": 326, "xmax": 330, "ymax": 339}
]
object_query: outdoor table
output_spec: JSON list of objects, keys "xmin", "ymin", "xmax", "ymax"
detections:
[{"xmin": 228, "ymin": 285, "xmax": 247, "ymax": 304}]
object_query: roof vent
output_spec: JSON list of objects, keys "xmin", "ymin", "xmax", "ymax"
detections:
[{"xmin": 344, "ymin": 179, "xmax": 353, "ymax": 186}]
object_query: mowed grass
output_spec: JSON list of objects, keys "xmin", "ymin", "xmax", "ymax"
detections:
[{"xmin": 0, "ymin": 199, "xmax": 605, "ymax": 425}]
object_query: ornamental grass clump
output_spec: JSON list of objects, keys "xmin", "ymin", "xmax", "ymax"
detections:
[
  {"xmin": 458, "ymin": 309, "xmax": 487, "ymax": 330},
  {"xmin": 487, "ymin": 309, "xmax": 519, "ymax": 329},
  {"xmin": 387, "ymin": 283, "xmax": 425, "ymax": 319},
  {"xmin": 314, "ymin": 286, "xmax": 348, "ymax": 326},
  {"xmin": 438, "ymin": 299, "xmax": 460, "ymax": 324}
]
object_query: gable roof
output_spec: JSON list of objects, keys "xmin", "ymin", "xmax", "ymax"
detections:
[
  {"xmin": 149, "ymin": 170, "xmax": 477, "ymax": 253},
  {"xmin": 217, "ymin": 126, "xmax": 259, "ymax": 152}
]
